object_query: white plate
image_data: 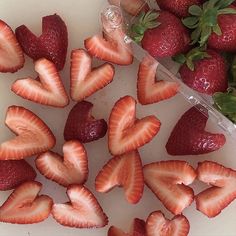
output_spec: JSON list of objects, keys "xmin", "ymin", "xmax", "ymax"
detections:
[{"xmin": 0, "ymin": 0, "xmax": 236, "ymax": 235}]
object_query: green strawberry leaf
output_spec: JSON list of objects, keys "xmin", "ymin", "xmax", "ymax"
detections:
[
  {"xmin": 217, "ymin": 0, "xmax": 235, "ymax": 9},
  {"xmin": 186, "ymin": 59, "xmax": 195, "ymax": 71},
  {"xmin": 182, "ymin": 17, "xmax": 199, "ymax": 28},
  {"xmin": 218, "ymin": 8, "xmax": 236, "ymax": 15},
  {"xmin": 212, "ymin": 24, "xmax": 222, "ymax": 35},
  {"xmin": 188, "ymin": 5, "xmax": 203, "ymax": 16},
  {"xmin": 172, "ymin": 54, "xmax": 186, "ymax": 64},
  {"xmin": 199, "ymin": 26, "xmax": 212, "ymax": 46}
]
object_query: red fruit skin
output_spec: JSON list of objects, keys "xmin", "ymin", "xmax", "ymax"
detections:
[
  {"xmin": 179, "ymin": 50, "xmax": 228, "ymax": 95},
  {"xmin": 64, "ymin": 101, "xmax": 107, "ymax": 143},
  {"xmin": 0, "ymin": 160, "xmax": 36, "ymax": 191},
  {"xmin": 141, "ymin": 11, "xmax": 190, "ymax": 58},
  {"xmin": 156, "ymin": 0, "xmax": 203, "ymax": 17},
  {"xmin": 208, "ymin": 6, "xmax": 236, "ymax": 52},
  {"xmin": 166, "ymin": 106, "xmax": 226, "ymax": 155},
  {"xmin": 15, "ymin": 14, "xmax": 68, "ymax": 71}
]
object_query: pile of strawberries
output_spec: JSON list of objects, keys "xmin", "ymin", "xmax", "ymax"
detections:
[{"xmin": 0, "ymin": 0, "xmax": 236, "ymax": 235}]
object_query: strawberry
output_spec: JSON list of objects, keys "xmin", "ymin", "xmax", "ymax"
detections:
[
  {"xmin": 0, "ymin": 181, "xmax": 53, "ymax": 224},
  {"xmin": 15, "ymin": 14, "xmax": 68, "ymax": 71},
  {"xmin": 143, "ymin": 160, "xmax": 196, "ymax": 215},
  {"xmin": 183, "ymin": 0, "xmax": 236, "ymax": 51},
  {"xmin": 84, "ymin": 26, "xmax": 133, "ymax": 65},
  {"xmin": 108, "ymin": 0, "xmax": 149, "ymax": 16},
  {"xmin": 64, "ymin": 101, "xmax": 107, "ymax": 143},
  {"xmin": 146, "ymin": 211, "xmax": 190, "ymax": 236},
  {"xmin": 12, "ymin": 58, "xmax": 69, "ymax": 107},
  {"xmin": 108, "ymin": 96, "xmax": 161, "ymax": 156},
  {"xmin": 178, "ymin": 49, "xmax": 228, "ymax": 95},
  {"xmin": 95, "ymin": 151, "xmax": 144, "ymax": 204},
  {"xmin": 137, "ymin": 56, "xmax": 179, "ymax": 105},
  {"xmin": 196, "ymin": 161, "xmax": 236, "ymax": 218},
  {"xmin": 70, "ymin": 49, "xmax": 115, "ymax": 102},
  {"xmin": 0, "ymin": 106, "xmax": 56, "ymax": 160},
  {"xmin": 155, "ymin": 0, "xmax": 203, "ymax": 17},
  {"xmin": 0, "ymin": 160, "xmax": 36, "ymax": 191},
  {"xmin": 52, "ymin": 185, "xmax": 108, "ymax": 228},
  {"xmin": 131, "ymin": 10, "xmax": 190, "ymax": 58},
  {"xmin": 166, "ymin": 106, "xmax": 226, "ymax": 155},
  {"xmin": 0, "ymin": 19, "xmax": 24, "ymax": 72},
  {"xmin": 36, "ymin": 140, "xmax": 88, "ymax": 187},
  {"xmin": 108, "ymin": 218, "xmax": 146, "ymax": 236}
]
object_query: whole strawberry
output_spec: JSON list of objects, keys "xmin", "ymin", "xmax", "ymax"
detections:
[
  {"xmin": 131, "ymin": 10, "xmax": 190, "ymax": 58},
  {"xmin": 183, "ymin": 0, "xmax": 236, "ymax": 51},
  {"xmin": 156, "ymin": 0, "xmax": 203, "ymax": 18},
  {"xmin": 178, "ymin": 49, "xmax": 228, "ymax": 95},
  {"xmin": 166, "ymin": 106, "xmax": 226, "ymax": 155}
]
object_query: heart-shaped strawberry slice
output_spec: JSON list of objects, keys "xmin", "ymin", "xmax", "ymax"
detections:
[
  {"xmin": 146, "ymin": 211, "xmax": 190, "ymax": 236},
  {"xmin": 36, "ymin": 140, "xmax": 88, "ymax": 187},
  {"xmin": 52, "ymin": 185, "xmax": 108, "ymax": 228},
  {"xmin": 108, "ymin": 96, "xmax": 161, "ymax": 156}
]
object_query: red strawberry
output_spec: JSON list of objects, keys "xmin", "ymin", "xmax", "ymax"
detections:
[
  {"xmin": 108, "ymin": 0, "xmax": 149, "ymax": 16},
  {"xmin": 156, "ymin": 0, "xmax": 203, "ymax": 17},
  {"xmin": 95, "ymin": 151, "xmax": 144, "ymax": 204},
  {"xmin": 0, "ymin": 20, "xmax": 24, "ymax": 72},
  {"xmin": 15, "ymin": 14, "xmax": 68, "ymax": 70},
  {"xmin": 0, "ymin": 160, "xmax": 36, "ymax": 191},
  {"xmin": 179, "ymin": 49, "xmax": 228, "ymax": 95},
  {"xmin": 36, "ymin": 140, "xmax": 88, "ymax": 187},
  {"xmin": 131, "ymin": 10, "xmax": 190, "ymax": 58},
  {"xmin": 52, "ymin": 185, "xmax": 108, "ymax": 228},
  {"xmin": 196, "ymin": 161, "xmax": 236, "ymax": 218},
  {"xmin": 70, "ymin": 49, "xmax": 115, "ymax": 102},
  {"xmin": 166, "ymin": 106, "xmax": 226, "ymax": 155},
  {"xmin": 0, "ymin": 181, "xmax": 53, "ymax": 224},
  {"xmin": 108, "ymin": 218, "xmax": 146, "ymax": 236},
  {"xmin": 108, "ymin": 96, "xmax": 161, "ymax": 156},
  {"xmin": 146, "ymin": 211, "xmax": 190, "ymax": 236},
  {"xmin": 84, "ymin": 27, "xmax": 133, "ymax": 65},
  {"xmin": 143, "ymin": 160, "xmax": 196, "ymax": 215},
  {"xmin": 137, "ymin": 56, "xmax": 179, "ymax": 105},
  {"xmin": 0, "ymin": 106, "xmax": 56, "ymax": 160},
  {"xmin": 64, "ymin": 101, "xmax": 107, "ymax": 143},
  {"xmin": 12, "ymin": 58, "xmax": 69, "ymax": 107}
]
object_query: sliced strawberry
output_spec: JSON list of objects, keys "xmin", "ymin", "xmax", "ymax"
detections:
[
  {"xmin": 12, "ymin": 58, "xmax": 69, "ymax": 107},
  {"xmin": 196, "ymin": 161, "xmax": 236, "ymax": 218},
  {"xmin": 108, "ymin": 96, "xmax": 161, "ymax": 155},
  {"xmin": 0, "ymin": 181, "xmax": 53, "ymax": 224},
  {"xmin": 137, "ymin": 56, "xmax": 179, "ymax": 105},
  {"xmin": 0, "ymin": 106, "xmax": 56, "ymax": 160},
  {"xmin": 108, "ymin": 226, "xmax": 128, "ymax": 236},
  {"xmin": 95, "ymin": 150, "xmax": 144, "ymax": 204},
  {"xmin": 52, "ymin": 185, "xmax": 108, "ymax": 228},
  {"xmin": 0, "ymin": 160, "xmax": 36, "ymax": 191},
  {"xmin": 146, "ymin": 211, "xmax": 190, "ymax": 236},
  {"xmin": 36, "ymin": 140, "xmax": 88, "ymax": 187},
  {"xmin": 15, "ymin": 14, "xmax": 68, "ymax": 71},
  {"xmin": 70, "ymin": 49, "xmax": 114, "ymax": 101},
  {"xmin": 0, "ymin": 20, "xmax": 24, "ymax": 72},
  {"xmin": 84, "ymin": 27, "xmax": 133, "ymax": 65},
  {"xmin": 143, "ymin": 161, "xmax": 196, "ymax": 215}
]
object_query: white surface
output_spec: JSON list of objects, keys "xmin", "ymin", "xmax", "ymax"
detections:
[{"xmin": 0, "ymin": 1, "xmax": 236, "ymax": 236}]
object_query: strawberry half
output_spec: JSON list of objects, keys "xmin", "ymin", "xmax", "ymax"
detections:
[
  {"xmin": 196, "ymin": 161, "xmax": 236, "ymax": 218},
  {"xmin": 146, "ymin": 211, "xmax": 190, "ymax": 236},
  {"xmin": 0, "ymin": 106, "xmax": 56, "ymax": 160},
  {"xmin": 137, "ymin": 56, "xmax": 179, "ymax": 105},
  {"xmin": 36, "ymin": 140, "xmax": 88, "ymax": 187},
  {"xmin": 95, "ymin": 151, "xmax": 144, "ymax": 204},
  {"xmin": 70, "ymin": 49, "xmax": 114, "ymax": 102},
  {"xmin": 0, "ymin": 181, "xmax": 53, "ymax": 224},
  {"xmin": 84, "ymin": 27, "xmax": 133, "ymax": 65},
  {"xmin": 108, "ymin": 96, "xmax": 161, "ymax": 156},
  {"xmin": 15, "ymin": 14, "xmax": 68, "ymax": 71},
  {"xmin": 52, "ymin": 185, "xmax": 108, "ymax": 228},
  {"xmin": 143, "ymin": 161, "xmax": 196, "ymax": 215},
  {"xmin": 108, "ymin": 218, "xmax": 146, "ymax": 236},
  {"xmin": 0, "ymin": 160, "xmax": 36, "ymax": 191},
  {"xmin": 0, "ymin": 19, "xmax": 24, "ymax": 72},
  {"xmin": 12, "ymin": 58, "xmax": 69, "ymax": 107}
]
